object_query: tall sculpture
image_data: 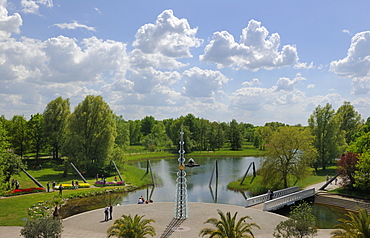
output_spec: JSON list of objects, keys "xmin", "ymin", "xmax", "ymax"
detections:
[{"xmin": 174, "ymin": 128, "xmax": 188, "ymax": 219}]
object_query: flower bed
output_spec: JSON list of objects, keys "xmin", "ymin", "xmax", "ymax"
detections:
[
  {"xmin": 94, "ymin": 180, "xmax": 125, "ymax": 187},
  {"xmin": 8, "ymin": 187, "xmax": 45, "ymax": 196},
  {"xmin": 54, "ymin": 183, "xmax": 90, "ymax": 190}
]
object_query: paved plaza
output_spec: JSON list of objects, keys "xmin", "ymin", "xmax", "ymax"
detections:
[{"xmin": 0, "ymin": 201, "xmax": 335, "ymax": 238}]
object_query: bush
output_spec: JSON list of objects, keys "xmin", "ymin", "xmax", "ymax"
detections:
[{"xmin": 20, "ymin": 216, "xmax": 63, "ymax": 238}]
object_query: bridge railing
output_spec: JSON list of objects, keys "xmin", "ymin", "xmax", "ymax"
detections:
[
  {"xmin": 263, "ymin": 188, "xmax": 315, "ymax": 211},
  {"xmin": 245, "ymin": 186, "xmax": 300, "ymax": 207}
]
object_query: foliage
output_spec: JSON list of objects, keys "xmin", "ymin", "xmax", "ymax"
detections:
[
  {"xmin": 27, "ymin": 113, "xmax": 45, "ymax": 160},
  {"xmin": 354, "ymin": 152, "xmax": 370, "ymax": 191},
  {"xmin": 336, "ymin": 152, "xmax": 359, "ymax": 189},
  {"xmin": 43, "ymin": 96, "xmax": 70, "ymax": 160},
  {"xmin": 0, "ymin": 151, "xmax": 26, "ymax": 190},
  {"xmin": 273, "ymin": 202, "xmax": 317, "ymax": 238},
  {"xmin": 334, "ymin": 101, "xmax": 362, "ymax": 145},
  {"xmin": 20, "ymin": 216, "xmax": 63, "ymax": 238},
  {"xmin": 259, "ymin": 126, "xmax": 316, "ymax": 188},
  {"xmin": 63, "ymin": 95, "xmax": 117, "ymax": 175},
  {"xmin": 199, "ymin": 209, "xmax": 260, "ymax": 238},
  {"xmin": 107, "ymin": 214, "xmax": 156, "ymax": 238},
  {"xmin": 331, "ymin": 208, "xmax": 370, "ymax": 238},
  {"xmin": 9, "ymin": 115, "xmax": 29, "ymax": 158},
  {"xmin": 308, "ymin": 103, "xmax": 346, "ymax": 170},
  {"xmin": 229, "ymin": 119, "xmax": 244, "ymax": 151}
]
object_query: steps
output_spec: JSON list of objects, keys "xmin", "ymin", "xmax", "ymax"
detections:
[{"xmin": 315, "ymin": 193, "xmax": 370, "ymax": 213}]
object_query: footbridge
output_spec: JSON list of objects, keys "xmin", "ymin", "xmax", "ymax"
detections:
[{"xmin": 246, "ymin": 186, "xmax": 316, "ymax": 211}]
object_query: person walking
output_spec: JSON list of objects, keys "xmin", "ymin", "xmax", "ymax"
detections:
[
  {"xmin": 59, "ymin": 184, "xmax": 63, "ymax": 196},
  {"xmin": 47, "ymin": 182, "xmax": 50, "ymax": 192},
  {"xmin": 109, "ymin": 204, "xmax": 113, "ymax": 220},
  {"xmin": 52, "ymin": 181, "xmax": 56, "ymax": 191}
]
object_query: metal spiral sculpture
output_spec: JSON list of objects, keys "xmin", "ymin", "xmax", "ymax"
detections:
[{"xmin": 174, "ymin": 128, "xmax": 188, "ymax": 219}]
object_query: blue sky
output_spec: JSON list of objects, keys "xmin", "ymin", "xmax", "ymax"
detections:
[{"xmin": 1, "ymin": 0, "xmax": 370, "ymax": 125}]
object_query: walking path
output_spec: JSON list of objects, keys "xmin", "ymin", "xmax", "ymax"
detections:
[{"xmin": 1, "ymin": 180, "xmax": 369, "ymax": 238}]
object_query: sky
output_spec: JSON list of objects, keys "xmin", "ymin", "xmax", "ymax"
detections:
[{"xmin": 1, "ymin": 0, "xmax": 370, "ymax": 126}]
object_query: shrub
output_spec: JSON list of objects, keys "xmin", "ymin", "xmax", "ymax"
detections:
[{"xmin": 21, "ymin": 216, "xmax": 63, "ymax": 238}]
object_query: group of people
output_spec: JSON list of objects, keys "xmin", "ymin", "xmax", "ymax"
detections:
[
  {"xmin": 11, "ymin": 179, "xmax": 20, "ymax": 189},
  {"xmin": 138, "ymin": 195, "xmax": 153, "ymax": 204},
  {"xmin": 104, "ymin": 204, "xmax": 113, "ymax": 221}
]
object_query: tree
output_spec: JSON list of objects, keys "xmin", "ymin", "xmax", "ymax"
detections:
[
  {"xmin": 331, "ymin": 208, "xmax": 370, "ymax": 238},
  {"xmin": 115, "ymin": 115, "xmax": 130, "ymax": 149},
  {"xmin": 107, "ymin": 214, "xmax": 155, "ymax": 238},
  {"xmin": 335, "ymin": 101, "xmax": 362, "ymax": 145},
  {"xmin": 141, "ymin": 116, "xmax": 156, "ymax": 136},
  {"xmin": 20, "ymin": 216, "xmax": 63, "ymax": 238},
  {"xmin": 273, "ymin": 202, "xmax": 317, "ymax": 238},
  {"xmin": 0, "ymin": 151, "xmax": 26, "ymax": 190},
  {"xmin": 259, "ymin": 126, "xmax": 316, "ymax": 188},
  {"xmin": 199, "ymin": 209, "xmax": 260, "ymax": 238},
  {"xmin": 64, "ymin": 95, "xmax": 116, "ymax": 175},
  {"xmin": 43, "ymin": 97, "xmax": 70, "ymax": 160},
  {"xmin": 229, "ymin": 119, "xmax": 244, "ymax": 151},
  {"xmin": 337, "ymin": 152, "xmax": 359, "ymax": 189},
  {"xmin": 9, "ymin": 115, "xmax": 29, "ymax": 158},
  {"xmin": 308, "ymin": 103, "xmax": 345, "ymax": 170},
  {"xmin": 128, "ymin": 120, "xmax": 142, "ymax": 145},
  {"xmin": 28, "ymin": 113, "xmax": 45, "ymax": 160},
  {"xmin": 354, "ymin": 152, "xmax": 370, "ymax": 191}
]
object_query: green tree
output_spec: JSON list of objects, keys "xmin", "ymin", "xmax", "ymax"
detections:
[
  {"xmin": 64, "ymin": 95, "xmax": 116, "ymax": 175},
  {"xmin": 331, "ymin": 208, "xmax": 370, "ymax": 238},
  {"xmin": 43, "ymin": 97, "xmax": 70, "ymax": 160},
  {"xmin": 9, "ymin": 115, "xmax": 29, "ymax": 158},
  {"xmin": 229, "ymin": 119, "xmax": 244, "ymax": 151},
  {"xmin": 335, "ymin": 101, "xmax": 362, "ymax": 145},
  {"xmin": 273, "ymin": 202, "xmax": 317, "ymax": 238},
  {"xmin": 20, "ymin": 216, "xmax": 63, "ymax": 238},
  {"xmin": 199, "ymin": 209, "xmax": 260, "ymax": 238},
  {"xmin": 128, "ymin": 120, "xmax": 142, "ymax": 145},
  {"xmin": 308, "ymin": 103, "xmax": 345, "ymax": 170},
  {"xmin": 0, "ymin": 151, "xmax": 26, "ymax": 190},
  {"xmin": 259, "ymin": 126, "xmax": 316, "ymax": 188},
  {"xmin": 115, "ymin": 115, "xmax": 130, "ymax": 149},
  {"xmin": 354, "ymin": 152, "xmax": 370, "ymax": 191},
  {"xmin": 107, "ymin": 214, "xmax": 155, "ymax": 238},
  {"xmin": 28, "ymin": 113, "xmax": 45, "ymax": 160},
  {"xmin": 141, "ymin": 116, "xmax": 156, "ymax": 136}
]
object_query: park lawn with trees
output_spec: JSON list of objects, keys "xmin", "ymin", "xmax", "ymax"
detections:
[{"xmin": 1, "ymin": 95, "xmax": 370, "ymax": 232}]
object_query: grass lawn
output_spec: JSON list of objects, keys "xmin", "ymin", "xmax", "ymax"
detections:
[
  {"xmin": 227, "ymin": 164, "xmax": 339, "ymax": 195},
  {"xmin": 0, "ymin": 163, "xmax": 152, "ymax": 226}
]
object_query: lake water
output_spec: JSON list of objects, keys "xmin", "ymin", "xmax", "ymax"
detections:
[
  {"xmin": 61, "ymin": 156, "xmax": 350, "ymax": 228},
  {"xmin": 117, "ymin": 156, "xmax": 261, "ymax": 206}
]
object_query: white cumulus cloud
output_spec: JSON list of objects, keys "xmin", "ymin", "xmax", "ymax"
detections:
[
  {"xmin": 200, "ymin": 19, "xmax": 298, "ymax": 71},
  {"xmin": 0, "ymin": 5, "xmax": 22, "ymax": 39},
  {"xmin": 330, "ymin": 31, "xmax": 370, "ymax": 94},
  {"xmin": 182, "ymin": 67, "xmax": 230, "ymax": 98},
  {"xmin": 131, "ymin": 9, "xmax": 202, "ymax": 70}
]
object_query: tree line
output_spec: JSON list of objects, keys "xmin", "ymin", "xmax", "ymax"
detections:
[{"xmin": 1, "ymin": 95, "xmax": 369, "ymax": 191}]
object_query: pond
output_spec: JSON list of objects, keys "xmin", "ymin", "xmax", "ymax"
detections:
[
  {"xmin": 273, "ymin": 201, "xmax": 350, "ymax": 229},
  {"xmin": 61, "ymin": 156, "xmax": 350, "ymax": 229}
]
